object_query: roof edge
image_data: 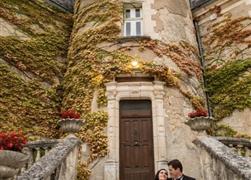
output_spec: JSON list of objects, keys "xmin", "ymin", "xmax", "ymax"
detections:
[{"xmin": 190, "ymin": 0, "xmax": 216, "ymax": 10}]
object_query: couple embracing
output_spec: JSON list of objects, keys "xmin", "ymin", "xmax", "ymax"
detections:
[{"xmin": 154, "ymin": 159, "xmax": 195, "ymax": 180}]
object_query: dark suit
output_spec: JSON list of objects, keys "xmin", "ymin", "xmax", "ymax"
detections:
[
  {"xmin": 182, "ymin": 175, "xmax": 196, "ymax": 180},
  {"xmin": 167, "ymin": 175, "xmax": 196, "ymax": 180}
]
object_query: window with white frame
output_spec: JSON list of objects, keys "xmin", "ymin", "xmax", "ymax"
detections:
[{"xmin": 124, "ymin": 6, "xmax": 143, "ymax": 37}]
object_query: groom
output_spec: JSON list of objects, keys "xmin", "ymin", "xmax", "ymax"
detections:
[{"xmin": 167, "ymin": 159, "xmax": 196, "ymax": 180}]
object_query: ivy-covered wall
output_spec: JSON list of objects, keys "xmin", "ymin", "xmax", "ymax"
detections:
[
  {"xmin": 65, "ymin": 0, "xmax": 205, "ymax": 179},
  {"xmin": 203, "ymin": 15, "xmax": 251, "ymax": 120},
  {"xmin": 4, "ymin": 0, "xmax": 250, "ymax": 178},
  {"xmin": 193, "ymin": 0, "xmax": 251, "ymax": 136},
  {"xmin": 0, "ymin": 0, "xmax": 72, "ymax": 140}
]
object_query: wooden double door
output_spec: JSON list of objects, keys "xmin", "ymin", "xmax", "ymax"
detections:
[{"xmin": 119, "ymin": 100, "xmax": 155, "ymax": 180}]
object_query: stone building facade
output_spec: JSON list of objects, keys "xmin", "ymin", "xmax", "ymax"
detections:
[
  {"xmin": 0, "ymin": 0, "xmax": 250, "ymax": 180},
  {"xmin": 192, "ymin": 0, "xmax": 251, "ymax": 137},
  {"xmin": 76, "ymin": 0, "xmax": 250, "ymax": 179},
  {"xmin": 70, "ymin": 0, "xmax": 205, "ymax": 179}
]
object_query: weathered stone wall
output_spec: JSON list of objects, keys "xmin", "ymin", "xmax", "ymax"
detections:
[
  {"xmin": 192, "ymin": 0, "xmax": 251, "ymax": 136},
  {"xmin": 152, "ymin": 0, "xmax": 197, "ymax": 46},
  {"xmin": 220, "ymin": 109, "xmax": 251, "ymax": 136},
  {"xmin": 68, "ymin": 0, "xmax": 205, "ymax": 179},
  {"xmin": 194, "ymin": 136, "xmax": 251, "ymax": 180},
  {"xmin": 164, "ymin": 87, "xmax": 204, "ymax": 179}
]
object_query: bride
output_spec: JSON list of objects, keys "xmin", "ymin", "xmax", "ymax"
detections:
[{"xmin": 154, "ymin": 169, "xmax": 170, "ymax": 180}]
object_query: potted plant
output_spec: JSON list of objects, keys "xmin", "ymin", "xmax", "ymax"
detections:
[
  {"xmin": 59, "ymin": 109, "xmax": 84, "ymax": 133},
  {"xmin": 185, "ymin": 108, "xmax": 213, "ymax": 131},
  {"xmin": 0, "ymin": 131, "xmax": 29, "ymax": 179}
]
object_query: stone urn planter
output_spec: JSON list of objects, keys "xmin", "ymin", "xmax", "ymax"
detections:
[
  {"xmin": 0, "ymin": 150, "xmax": 29, "ymax": 179},
  {"xmin": 185, "ymin": 117, "xmax": 213, "ymax": 131},
  {"xmin": 59, "ymin": 118, "xmax": 84, "ymax": 133}
]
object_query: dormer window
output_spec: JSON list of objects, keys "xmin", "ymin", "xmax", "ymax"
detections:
[{"xmin": 124, "ymin": 5, "xmax": 143, "ymax": 37}]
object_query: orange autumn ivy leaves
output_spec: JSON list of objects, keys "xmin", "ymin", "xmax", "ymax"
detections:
[
  {"xmin": 204, "ymin": 16, "xmax": 251, "ymax": 68},
  {"xmin": 124, "ymin": 39, "xmax": 202, "ymax": 79},
  {"xmin": 203, "ymin": 15, "xmax": 251, "ymax": 120},
  {"xmin": 66, "ymin": 1, "xmax": 206, "ymax": 178}
]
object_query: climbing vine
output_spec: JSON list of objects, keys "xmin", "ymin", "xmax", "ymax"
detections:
[
  {"xmin": 197, "ymin": 8, "xmax": 251, "ymax": 137},
  {"xmin": 0, "ymin": 0, "xmax": 72, "ymax": 139},
  {"xmin": 204, "ymin": 15, "xmax": 251, "ymax": 68},
  {"xmin": 64, "ymin": 0, "xmax": 205, "ymax": 178},
  {"xmin": 80, "ymin": 111, "xmax": 108, "ymax": 161},
  {"xmin": 202, "ymin": 14, "xmax": 251, "ymax": 121},
  {"xmin": 205, "ymin": 59, "xmax": 251, "ymax": 120},
  {"xmin": 0, "ymin": 0, "xmax": 212, "ymax": 177}
]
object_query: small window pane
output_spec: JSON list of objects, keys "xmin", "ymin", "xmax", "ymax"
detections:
[
  {"xmin": 136, "ymin": 22, "xmax": 141, "ymax": 35},
  {"xmin": 125, "ymin": 9, "xmax": 130, "ymax": 18},
  {"xmin": 135, "ymin": 9, "xmax": 141, "ymax": 18},
  {"xmin": 126, "ymin": 22, "xmax": 131, "ymax": 36}
]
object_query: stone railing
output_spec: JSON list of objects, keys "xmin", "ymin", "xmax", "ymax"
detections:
[
  {"xmin": 17, "ymin": 134, "xmax": 81, "ymax": 180},
  {"xmin": 24, "ymin": 139, "xmax": 59, "ymax": 169},
  {"xmin": 216, "ymin": 137, "xmax": 251, "ymax": 158},
  {"xmin": 7, "ymin": 139, "xmax": 59, "ymax": 179},
  {"xmin": 194, "ymin": 136, "xmax": 251, "ymax": 180}
]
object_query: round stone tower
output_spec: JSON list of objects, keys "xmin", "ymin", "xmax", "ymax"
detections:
[{"xmin": 63, "ymin": 0, "xmax": 205, "ymax": 179}]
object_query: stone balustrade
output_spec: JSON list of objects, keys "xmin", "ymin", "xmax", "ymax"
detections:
[
  {"xmin": 24, "ymin": 139, "xmax": 60, "ymax": 169},
  {"xmin": 194, "ymin": 136, "xmax": 251, "ymax": 180},
  {"xmin": 16, "ymin": 134, "xmax": 81, "ymax": 180},
  {"xmin": 6, "ymin": 139, "xmax": 60, "ymax": 179},
  {"xmin": 216, "ymin": 137, "xmax": 251, "ymax": 158}
]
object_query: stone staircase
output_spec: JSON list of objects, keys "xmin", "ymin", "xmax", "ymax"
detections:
[
  {"xmin": 15, "ymin": 135, "xmax": 81, "ymax": 180},
  {"xmin": 12, "ymin": 135, "xmax": 251, "ymax": 180},
  {"xmin": 195, "ymin": 136, "xmax": 251, "ymax": 180}
]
